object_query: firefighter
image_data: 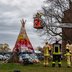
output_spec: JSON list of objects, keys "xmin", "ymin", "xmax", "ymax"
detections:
[
  {"xmin": 64, "ymin": 49, "xmax": 71, "ymax": 68},
  {"xmin": 66, "ymin": 40, "xmax": 72, "ymax": 60},
  {"xmin": 52, "ymin": 40, "xmax": 62, "ymax": 67},
  {"xmin": 43, "ymin": 42, "xmax": 50, "ymax": 67},
  {"xmin": 66, "ymin": 40, "xmax": 71, "ymax": 51}
]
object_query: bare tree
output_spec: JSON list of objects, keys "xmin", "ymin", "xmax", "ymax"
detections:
[
  {"xmin": 35, "ymin": 0, "xmax": 71, "ymax": 43},
  {"xmin": 0, "ymin": 43, "xmax": 11, "ymax": 53}
]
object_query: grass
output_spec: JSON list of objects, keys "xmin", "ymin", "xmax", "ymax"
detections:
[{"xmin": 0, "ymin": 61, "xmax": 72, "ymax": 72}]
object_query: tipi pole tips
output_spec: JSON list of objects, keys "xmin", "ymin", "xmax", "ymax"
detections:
[{"xmin": 20, "ymin": 19, "xmax": 26, "ymax": 27}]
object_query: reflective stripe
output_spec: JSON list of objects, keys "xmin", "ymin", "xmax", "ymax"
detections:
[
  {"xmin": 44, "ymin": 54, "xmax": 50, "ymax": 56},
  {"xmin": 65, "ymin": 52, "xmax": 71, "ymax": 56},
  {"xmin": 53, "ymin": 52, "xmax": 61, "ymax": 54},
  {"xmin": 58, "ymin": 62, "xmax": 61, "ymax": 64},
  {"xmin": 53, "ymin": 44, "xmax": 61, "ymax": 54},
  {"xmin": 52, "ymin": 62, "xmax": 55, "ymax": 64}
]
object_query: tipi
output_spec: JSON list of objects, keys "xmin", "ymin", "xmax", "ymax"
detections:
[
  {"xmin": 13, "ymin": 19, "xmax": 34, "ymax": 53},
  {"xmin": 8, "ymin": 19, "xmax": 34, "ymax": 63}
]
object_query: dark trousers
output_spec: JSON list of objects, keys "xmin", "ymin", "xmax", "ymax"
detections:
[{"xmin": 52, "ymin": 54, "xmax": 61, "ymax": 67}]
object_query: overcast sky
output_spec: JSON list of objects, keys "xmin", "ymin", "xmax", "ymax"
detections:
[{"xmin": 0, "ymin": 0, "xmax": 45, "ymax": 50}]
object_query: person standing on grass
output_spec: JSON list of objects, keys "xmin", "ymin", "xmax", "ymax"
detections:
[
  {"xmin": 52, "ymin": 40, "xmax": 62, "ymax": 67},
  {"xmin": 43, "ymin": 42, "xmax": 50, "ymax": 67},
  {"xmin": 64, "ymin": 49, "xmax": 71, "ymax": 68},
  {"xmin": 66, "ymin": 40, "xmax": 72, "ymax": 61}
]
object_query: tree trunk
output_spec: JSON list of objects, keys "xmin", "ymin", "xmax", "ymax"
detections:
[
  {"xmin": 62, "ymin": 28, "xmax": 72, "ymax": 53},
  {"xmin": 62, "ymin": 1, "xmax": 72, "ymax": 53}
]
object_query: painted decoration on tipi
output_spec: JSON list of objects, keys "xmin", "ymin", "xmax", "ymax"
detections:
[
  {"xmin": 33, "ymin": 12, "xmax": 43, "ymax": 29},
  {"xmin": 13, "ymin": 19, "xmax": 34, "ymax": 52}
]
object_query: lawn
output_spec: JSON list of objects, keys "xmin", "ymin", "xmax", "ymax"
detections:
[{"xmin": 0, "ymin": 61, "xmax": 72, "ymax": 72}]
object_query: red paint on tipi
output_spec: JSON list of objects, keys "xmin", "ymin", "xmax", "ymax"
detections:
[{"xmin": 13, "ymin": 19, "xmax": 34, "ymax": 53}]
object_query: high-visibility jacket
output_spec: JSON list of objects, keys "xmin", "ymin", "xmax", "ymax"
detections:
[
  {"xmin": 64, "ymin": 52, "xmax": 71, "ymax": 66},
  {"xmin": 66, "ymin": 44, "xmax": 72, "ymax": 54},
  {"xmin": 43, "ymin": 44, "xmax": 50, "ymax": 56},
  {"xmin": 52, "ymin": 43, "xmax": 61, "ymax": 55}
]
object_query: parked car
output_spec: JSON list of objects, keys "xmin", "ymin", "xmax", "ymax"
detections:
[
  {"xmin": 19, "ymin": 54, "xmax": 33, "ymax": 65},
  {"xmin": 0, "ymin": 55, "xmax": 3, "ymax": 60},
  {"xmin": 30, "ymin": 54, "xmax": 40, "ymax": 63},
  {"xmin": 19, "ymin": 52, "xmax": 40, "ymax": 64},
  {"xmin": 5, "ymin": 54, "xmax": 10, "ymax": 58},
  {"xmin": 3, "ymin": 54, "xmax": 11, "ymax": 60},
  {"xmin": 36, "ymin": 54, "xmax": 44, "ymax": 60},
  {"xmin": 3, "ymin": 55, "xmax": 9, "ymax": 60}
]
